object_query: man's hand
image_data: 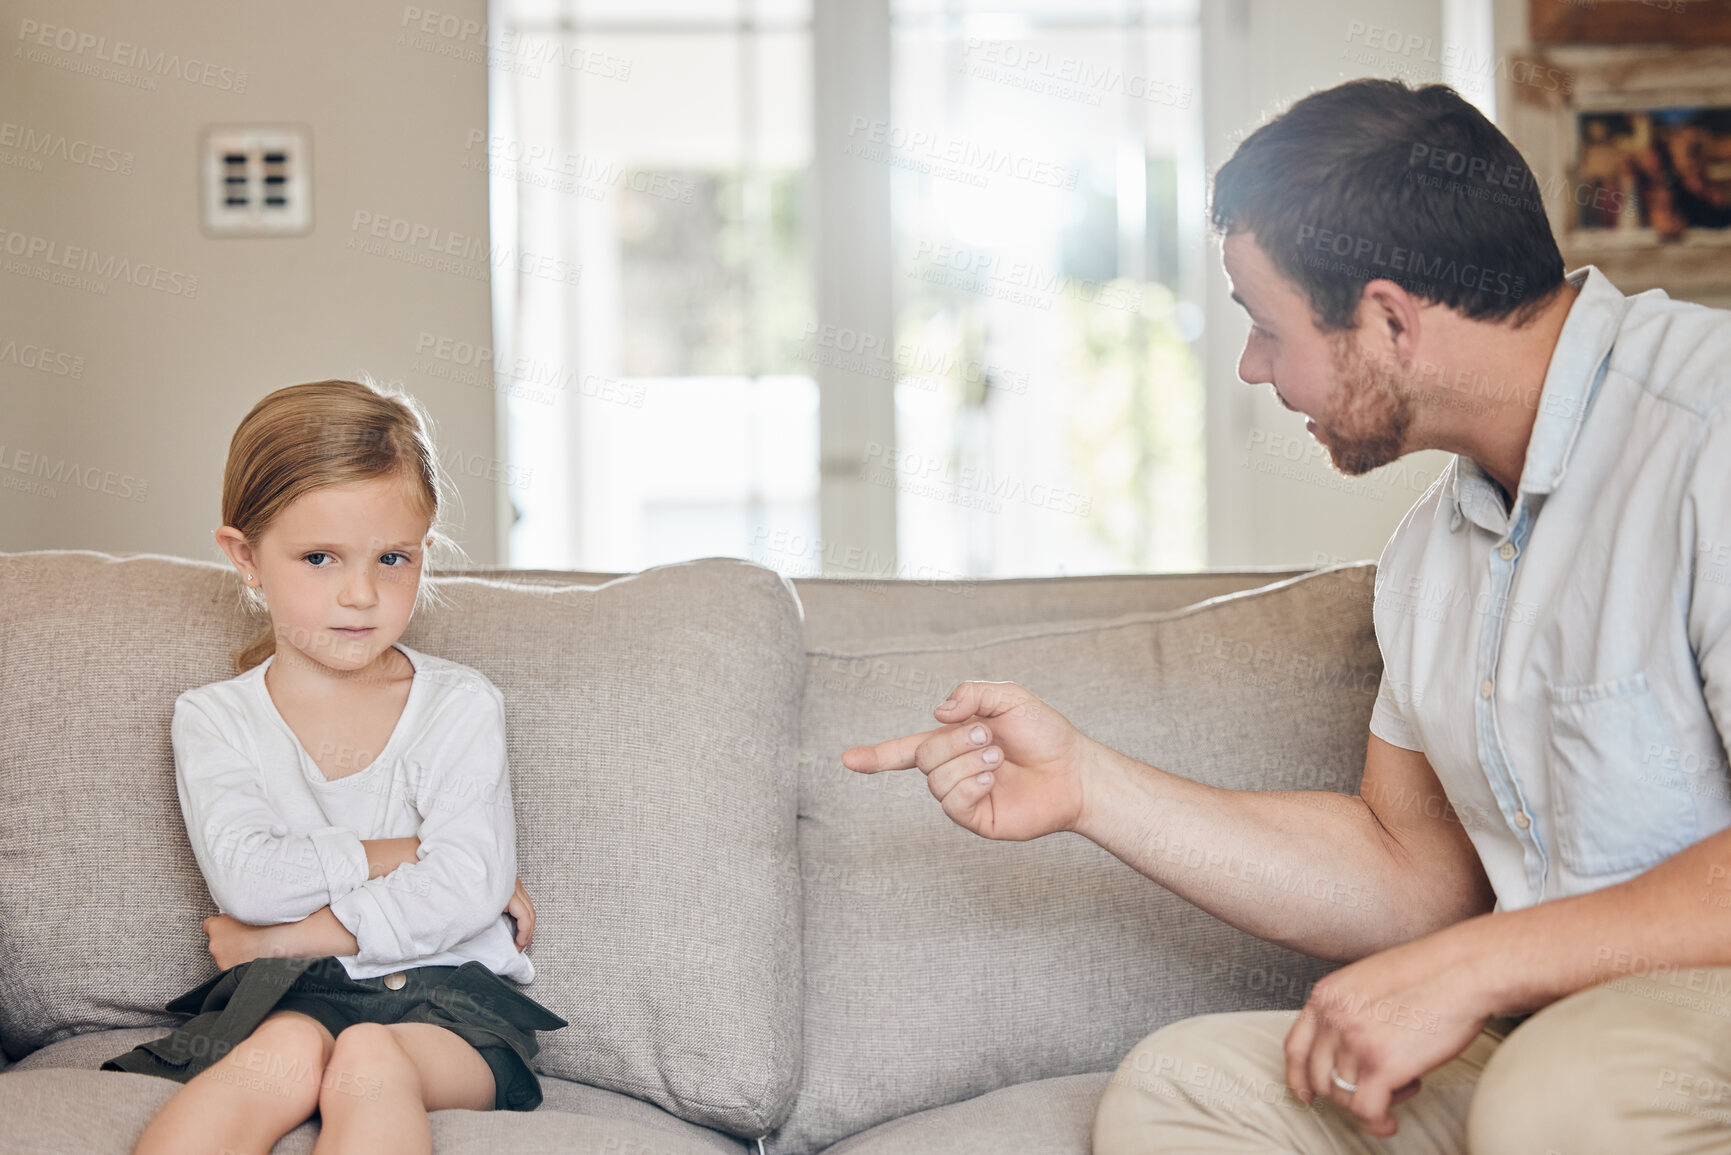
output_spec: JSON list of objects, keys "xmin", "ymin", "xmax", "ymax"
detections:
[
  {"xmin": 506, "ymin": 875, "xmax": 536, "ymax": 950},
  {"xmin": 840, "ymin": 681, "xmax": 1094, "ymax": 842},
  {"xmin": 1284, "ymin": 928, "xmax": 1492, "ymax": 1136},
  {"xmin": 202, "ymin": 913, "xmax": 277, "ymax": 971}
]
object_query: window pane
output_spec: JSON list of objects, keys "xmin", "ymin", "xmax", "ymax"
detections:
[
  {"xmin": 891, "ymin": 0, "xmax": 1198, "ymax": 23},
  {"xmin": 492, "ymin": 2, "xmax": 1202, "ymax": 578},
  {"xmin": 888, "ymin": 15, "xmax": 1206, "ymax": 575},
  {"xmin": 493, "ymin": 17, "xmax": 816, "ymax": 571}
]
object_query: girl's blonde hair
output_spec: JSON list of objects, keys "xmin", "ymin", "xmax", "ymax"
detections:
[{"xmin": 223, "ymin": 377, "xmax": 468, "ymax": 674}]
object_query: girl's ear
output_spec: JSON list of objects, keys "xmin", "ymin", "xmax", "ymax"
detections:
[{"xmin": 213, "ymin": 525, "xmax": 258, "ymax": 581}]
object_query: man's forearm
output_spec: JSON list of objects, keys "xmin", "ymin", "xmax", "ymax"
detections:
[
  {"xmin": 1073, "ymin": 740, "xmax": 1458, "ymax": 961},
  {"xmin": 1459, "ymin": 824, "xmax": 1731, "ymax": 1016}
]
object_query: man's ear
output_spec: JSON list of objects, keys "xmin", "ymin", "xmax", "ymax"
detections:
[{"xmin": 1358, "ymin": 278, "xmax": 1424, "ymax": 361}]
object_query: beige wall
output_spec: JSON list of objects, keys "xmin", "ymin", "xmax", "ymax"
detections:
[{"xmin": 0, "ymin": 1, "xmax": 497, "ymax": 564}]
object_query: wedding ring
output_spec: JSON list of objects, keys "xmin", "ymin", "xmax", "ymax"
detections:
[{"xmin": 1330, "ymin": 1069, "xmax": 1358, "ymax": 1094}]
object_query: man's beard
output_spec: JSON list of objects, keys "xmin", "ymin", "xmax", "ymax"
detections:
[{"xmin": 1310, "ymin": 335, "xmax": 1415, "ymax": 477}]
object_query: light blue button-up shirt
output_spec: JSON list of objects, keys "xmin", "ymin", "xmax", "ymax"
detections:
[{"xmin": 1370, "ymin": 265, "xmax": 1731, "ymax": 911}]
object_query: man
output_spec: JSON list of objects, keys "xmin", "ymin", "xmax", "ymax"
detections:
[{"xmin": 842, "ymin": 78, "xmax": 1731, "ymax": 1153}]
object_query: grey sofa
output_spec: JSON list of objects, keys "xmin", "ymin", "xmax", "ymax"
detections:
[{"xmin": 0, "ymin": 549, "xmax": 1382, "ymax": 1153}]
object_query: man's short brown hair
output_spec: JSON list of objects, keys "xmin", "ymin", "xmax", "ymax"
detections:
[{"xmin": 1211, "ymin": 79, "xmax": 1567, "ymax": 331}]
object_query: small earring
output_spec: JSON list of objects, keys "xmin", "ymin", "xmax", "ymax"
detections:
[{"xmin": 246, "ymin": 574, "xmax": 254, "ymax": 583}]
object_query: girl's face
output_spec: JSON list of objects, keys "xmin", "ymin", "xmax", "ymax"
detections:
[{"xmin": 222, "ymin": 476, "xmax": 434, "ymax": 675}]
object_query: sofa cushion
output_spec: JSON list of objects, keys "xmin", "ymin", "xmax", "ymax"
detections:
[
  {"xmin": 10, "ymin": 1028, "xmax": 185, "ymax": 1072},
  {"xmin": 788, "ymin": 569, "xmax": 1310, "ymax": 651},
  {"xmin": 0, "ymin": 1067, "xmax": 755, "ymax": 1154},
  {"xmin": 817, "ymin": 1072, "xmax": 1110, "ymax": 1155},
  {"xmin": 534, "ymin": 1077, "xmax": 754, "ymax": 1153},
  {"xmin": 15, "ymin": 1028, "xmax": 749, "ymax": 1154},
  {"xmin": 768, "ymin": 564, "xmax": 1378, "ymax": 1154},
  {"xmin": 447, "ymin": 567, "xmax": 1314, "ymax": 652},
  {"xmin": 0, "ymin": 550, "xmax": 805, "ymax": 1139}
]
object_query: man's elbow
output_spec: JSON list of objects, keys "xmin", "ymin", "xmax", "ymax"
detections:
[{"xmin": 1383, "ymin": 870, "xmax": 1495, "ymax": 947}]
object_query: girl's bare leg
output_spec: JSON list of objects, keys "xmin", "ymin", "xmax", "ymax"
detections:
[
  {"xmin": 133, "ymin": 1010, "xmax": 334, "ymax": 1155},
  {"xmin": 312, "ymin": 1021, "xmax": 495, "ymax": 1155}
]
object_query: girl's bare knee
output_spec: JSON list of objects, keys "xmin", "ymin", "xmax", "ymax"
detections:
[
  {"xmin": 319, "ymin": 1022, "xmax": 416, "ymax": 1112},
  {"xmin": 255, "ymin": 1011, "xmax": 336, "ymax": 1062},
  {"xmin": 134, "ymin": 1018, "xmax": 329, "ymax": 1154},
  {"xmin": 210, "ymin": 1015, "xmax": 332, "ymax": 1118},
  {"xmin": 327, "ymin": 1022, "xmax": 414, "ymax": 1066}
]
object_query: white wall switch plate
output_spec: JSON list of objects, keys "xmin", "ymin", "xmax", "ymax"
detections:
[{"xmin": 201, "ymin": 125, "xmax": 312, "ymax": 237}]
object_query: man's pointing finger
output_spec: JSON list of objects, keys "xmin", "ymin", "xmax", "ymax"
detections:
[{"xmin": 842, "ymin": 728, "xmax": 941, "ymax": 773}]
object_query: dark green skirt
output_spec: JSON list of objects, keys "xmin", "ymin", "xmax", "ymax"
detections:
[{"xmin": 100, "ymin": 956, "xmax": 569, "ymax": 1112}]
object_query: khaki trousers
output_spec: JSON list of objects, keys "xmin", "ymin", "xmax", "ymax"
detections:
[{"xmin": 1093, "ymin": 967, "xmax": 1731, "ymax": 1154}]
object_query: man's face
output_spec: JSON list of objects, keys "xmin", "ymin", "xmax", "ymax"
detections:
[{"xmin": 1223, "ymin": 231, "xmax": 1413, "ymax": 477}]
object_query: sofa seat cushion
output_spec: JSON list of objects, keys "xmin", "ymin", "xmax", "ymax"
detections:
[
  {"xmin": 0, "ymin": 550, "xmax": 806, "ymax": 1139},
  {"xmin": 13, "ymin": 1029, "xmax": 749, "ymax": 1153},
  {"xmin": 9, "ymin": 1028, "xmax": 178, "ymax": 1072},
  {"xmin": 771, "ymin": 564, "xmax": 1378, "ymax": 1154},
  {"xmin": 534, "ymin": 1078, "xmax": 754, "ymax": 1153},
  {"xmin": 1, "ymin": 1067, "xmax": 754, "ymax": 1154},
  {"xmin": 818, "ymin": 1072, "xmax": 1110, "ymax": 1155}
]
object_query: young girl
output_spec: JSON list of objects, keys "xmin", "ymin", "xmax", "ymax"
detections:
[{"xmin": 102, "ymin": 378, "xmax": 568, "ymax": 1155}]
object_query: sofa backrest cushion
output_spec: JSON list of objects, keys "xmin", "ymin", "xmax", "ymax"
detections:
[
  {"xmin": 443, "ymin": 567, "xmax": 1316, "ymax": 653},
  {"xmin": 0, "ymin": 551, "xmax": 806, "ymax": 1139},
  {"xmin": 789, "ymin": 568, "xmax": 1312, "ymax": 650},
  {"xmin": 770, "ymin": 564, "xmax": 1380, "ymax": 1155}
]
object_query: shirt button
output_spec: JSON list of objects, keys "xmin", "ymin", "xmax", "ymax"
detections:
[
  {"xmin": 1499, "ymin": 543, "xmax": 1517, "ymax": 561},
  {"xmin": 384, "ymin": 972, "xmax": 407, "ymax": 990},
  {"xmin": 1514, "ymin": 811, "xmax": 1532, "ymax": 829},
  {"xmin": 1481, "ymin": 679, "xmax": 1494, "ymax": 698}
]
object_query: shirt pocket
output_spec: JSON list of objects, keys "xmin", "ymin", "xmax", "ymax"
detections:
[{"xmin": 1546, "ymin": 670, "xmax": 1696, "ymax": 876}]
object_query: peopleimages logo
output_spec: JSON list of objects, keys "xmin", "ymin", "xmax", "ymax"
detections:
[
  {"xmin": 959, "ymin": 38, "xmax": 1193, "ymax": 109},
  {"xmin": 1294, "ymin": 224, "xmax": 1524, "ymax": 300},
  {"xmin": 1406, "ymin": 142, "xmax": 1637, "ymax": 217},
  {"xmin": 0, "ymin": 226, "xmax": 199, "ymax": 297},
  {"xmin": 843, "ymin": 116, "xmax": 1080, "ymax": 190},
  {"xmin": 398, "ymin": 6, "xmax": 632, "ymax": 80},
  {"xmin": 463, "ymin": 130, "xmax": 695, "ymax": 204},
  {"xmin": 15, "ymin": 18, "xmax": 249, "ymax": 92},
  {"xmin": 0, "ymin": 121, "xmax": 134, "ymax": 174},
  {"xmin": 348, "ymin": 210, "xmax": 580, "ymax": 286},
  {"xmin": 1341, "ymin": 21, "xmax": 1573, "ymax": 95},
  {"xmin": 0, "ymin": 443, "xmax": 149, "ymax": 501},
  {"xmin": 0, "ymin": 337, "xmax": 83, "ymax": 378}
]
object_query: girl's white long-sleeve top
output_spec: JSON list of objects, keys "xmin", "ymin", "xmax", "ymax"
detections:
[{"xmin": 171, "ymin": 642, "xmax": 534, "ymax": 983}]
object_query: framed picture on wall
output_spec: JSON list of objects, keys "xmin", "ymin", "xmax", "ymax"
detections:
[
  {"xmin": 1505, "ymin": 45, "xmax": 1731, "ymax": 303},
  {"xmin": 1530, "ymin": 0, "xmax": 1731, "ymax": 45}
]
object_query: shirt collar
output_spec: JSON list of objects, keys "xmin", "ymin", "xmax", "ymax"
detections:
[{"xmin": 1450, "ymin": 265, "xmax": 1629, "ymax": 533}]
